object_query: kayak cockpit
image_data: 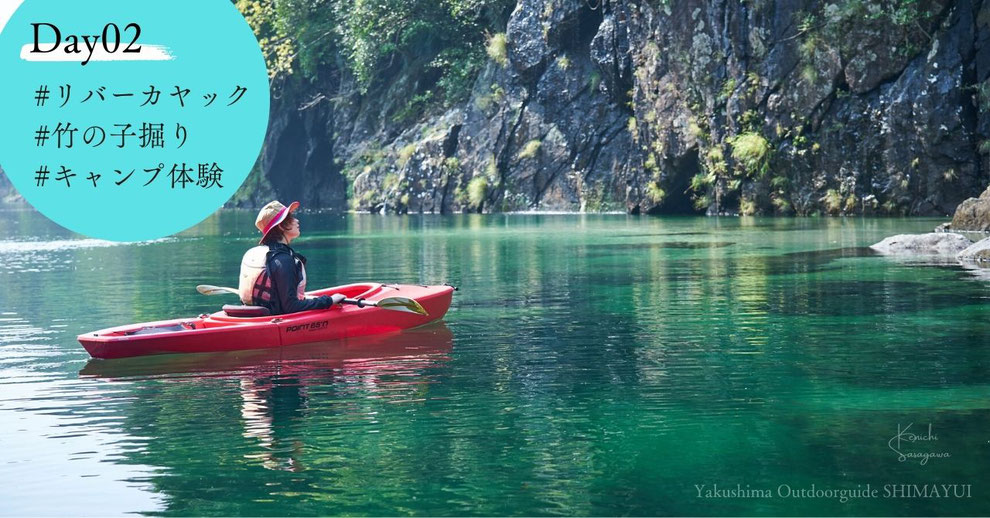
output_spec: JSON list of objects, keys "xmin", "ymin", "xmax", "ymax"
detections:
[
  {"xmin": 104, "ymin": 321, "xmax": 200, "ymax": 337},
  {"xmin": 209, "ymin": 283, "xmax": 384, "ymax": 322}
]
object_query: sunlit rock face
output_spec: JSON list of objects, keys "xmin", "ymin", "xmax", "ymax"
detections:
[
  {"xmin": 951, "ymin": 186, "xmax": 990, "ymax": 231},
  {"xmin": 958, "ymin": 235, "xmax": 990, "ymax": 262},
  {"xmin": 189, "ymin": 0, "xmax": 989, "ymax": 215},
  {"xmin": 870, "ymin": 232, "xmax": 973, "ymax": 255}
]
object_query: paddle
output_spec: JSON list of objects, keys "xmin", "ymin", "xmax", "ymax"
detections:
[{"xmin": 195, "ymin": 284, "xmax": 428, "ymax": 315}]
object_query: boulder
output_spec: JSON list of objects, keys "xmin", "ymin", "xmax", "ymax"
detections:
[
  {"xmin": 869, "ymin": 233, "xmax": 972, "ymax": 255},
  {"xmin": 957, "ymin": 236, "xmax": 990, "ymax": 263},
  {"xmin": 950, "ymin": 186, "xmax": 990, "ymax": 232}
]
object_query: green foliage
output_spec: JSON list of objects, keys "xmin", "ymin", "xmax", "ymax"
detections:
[
  {"xmin": 688, "ymin": 118, "xmax": 706, "ymax": 141},
  {"xmin": 797, "ymin": 12, "xmax": 816, "ymax": 34},
  {"xmin": 239, "ymin": 0, "xmax": 514, "ymax": 105},
  {"xmin": 397, "ymin": 144, "xmax": 417, "ymax": 166},
  {"xmin": 518, "ymin": 139, "xmax": 542, "ymax": 160},
  {"xmin": 798, "ymin": 31, "xmax": 820, "ymax": 61},
  {"xmin": 443, "ymin": 156, "xmax": 461, "ymax": 173},
  {"xmin": 392, "ymin": 91, "xmax": 435, "ymax": 123},
  {"xmin": 491, "ymin": 83, "xmax": 506, "ymax": 101},
  {"xmin": 431, "ymin": 46, "xmax": 486, "ymax": 105},
  {"xmin": 383, "ymin": 173, "xmax": 400, "ymax": 191},
  {"xmin": 730, "ymin": 132, "xmax": 771, "ymax": 177},
  {"xmin": 557, "ymin": 54, "xmax": 571, "ymax": 70},
  {"xmin": 740, "ymin": 109, "xmax": 761, "ymax": 129},
  {"xmin": 770, "ymin": 175, "xmax": 789, "ymax": 190},
  {"xmin": 772, "ymin": 197, "xmax": 792, "ymax": 213},
  {"xmin": 588, "ymin": 70, "xmax": 602, "ymax": 93},
  {"xmin": 236, "ymin": 0, "xmax": 298, "ymax": 79},
  {"xmin": 474, "ymin": 82, "xmax": 505, "ymax": 112},
  {"xmin": 486, "ymin": 32, "xmax": 508, "ymax": 66},
  {"xmin": 342, "ymin": 145, "xmax": 387, "ymax": 180},
  {"xmin": 485, "ymin": 154, "xmax": 498, "ymax": 178},
  {"xmin": 739, "ymin": 198, "xmax": 757, "ymax": 215},
  {"xmin": 644, "ymin": 153, "xmax": 659, "ymax": 174},
  {"xmin": 689, "ymin": 172, "xmax": 715, "ymax": 192},
  {"xmin": 979, "ymin": 140, "xmax": 990, "ymax": 155},
  {"xmin": 844, "ymin": 193, "xmax": 859, "ymax": 212},
  {"xmin": 582, "ymin": 184, "xmax": 612, "ymax": 212},
  {"xmin": 976, "ymin": 79, "xmax": 990, "ymax": 112},
  {"xmin": 797, "ymin": 0, "xmax": 939, "ymax": 66},
  {"xmin": 823, "ymin": 188, "xmax": 842, "ymax": 213},
  {"xmin": 467, "ymin": 176, "xmax": 488, "ymax": 209},
  {"xmin": 693, "ymin": 194, "xmax": 712, "ymax": 211},
  {"xmin": 646, "ymin": 182, "xmax": 667, "ymax": 204},
  {"xmin": 337, "ymin": 0, "xmax": 499, "ymax": 87},
  {"xmin": 718, "ymin": 78, "xmax": 736, "ymax": 102},
  {"xmin": 746, "ymin": 72, "xmax": 761, "ymax": 97}
]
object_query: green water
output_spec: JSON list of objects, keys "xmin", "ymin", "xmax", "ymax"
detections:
[{"xmin": 1, "ymin": 209, "xmax": 988, "ymax": 516}]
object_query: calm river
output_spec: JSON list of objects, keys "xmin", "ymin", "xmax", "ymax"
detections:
[{"xmin": 1, "ymin": 209, "xmax": 988, "ymax": 516}]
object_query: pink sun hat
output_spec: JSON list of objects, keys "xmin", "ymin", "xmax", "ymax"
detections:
[{"xmin": 255, "ymin": 200, "xmax": 300, "ymax": 244}]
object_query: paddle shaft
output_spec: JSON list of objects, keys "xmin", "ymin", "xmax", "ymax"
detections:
[
  {"xmin": 342, "ymin": 297, "xmax": 376, "ymax": 308},
  {"xmin": 196, "ymin": 284, "xmax": 424, "ymax": 314}
]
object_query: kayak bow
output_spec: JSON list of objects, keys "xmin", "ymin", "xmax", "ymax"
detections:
[{"xmin": 78, "ymin": 283, "xmax": 455, "ymax": 359}]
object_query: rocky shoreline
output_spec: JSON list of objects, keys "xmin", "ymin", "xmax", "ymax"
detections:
[{"xmin": 871, "ymin": 185, "xmax": 990, "ymax": 267}]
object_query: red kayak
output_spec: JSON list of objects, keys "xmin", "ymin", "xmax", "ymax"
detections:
[
  {"xmin": 79, "ymin": 323, "xmax": 454, "ymax": 378},
  {"xmin": 79, "ymin": 283, "xmax": 455, "ymax": 359}
]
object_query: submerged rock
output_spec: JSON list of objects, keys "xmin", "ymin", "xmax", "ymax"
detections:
[
  {"xmin": 950, "ymin": 186, "xmax": 990, "ymax": 232},
  {"xmin": 957, "ymin": 236, "xmax": 990, "ymax": 263},
  {"xmin": 869, "ymin": 233, "xmax": 972, "ymax": 255}
]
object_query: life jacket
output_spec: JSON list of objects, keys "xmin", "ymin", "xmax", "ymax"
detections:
[
  {"xmin": 238, "ymin": 245, "xmax": 309, "ymax": 306},
  {"xmin": 239, "ymin": 246, "xmax": 270, "ymax": 305}
]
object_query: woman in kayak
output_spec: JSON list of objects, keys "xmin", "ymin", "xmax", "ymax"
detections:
[{"xmin": 239, "ymin": 200, "xmax": 339, "ymax": 315}]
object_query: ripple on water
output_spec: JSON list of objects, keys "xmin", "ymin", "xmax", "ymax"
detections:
[
  {"xmin": 0, "ymin": 214, "xmax": 988, "ymax": 516},
  {"xmin": 765, "ymin": 280, "xmax": 980, "ymax": 316}
]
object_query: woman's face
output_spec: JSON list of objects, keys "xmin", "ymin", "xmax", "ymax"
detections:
[{"xmin": 282, "ymin": 216, "xmax": 300, "ymax": 243}]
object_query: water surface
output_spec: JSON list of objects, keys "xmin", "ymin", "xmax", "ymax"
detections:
[{"xmin": 1, "ymin": 209, "xmax": 988, "ymax": 516}]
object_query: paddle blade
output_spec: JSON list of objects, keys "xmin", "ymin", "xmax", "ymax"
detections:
[
  {"xmin": 196, "ymin": 284, "xmax": 239, "ymax": 296},
  {"xmin": 376, "ymin": 296, "xmax": 428, "ymax": 316}
]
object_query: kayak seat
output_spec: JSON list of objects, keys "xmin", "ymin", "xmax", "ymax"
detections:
[{"xmin": 222, "ymin": 304, "xmax": 271, "ymax": 318}]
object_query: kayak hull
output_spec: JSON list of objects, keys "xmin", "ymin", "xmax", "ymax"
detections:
[{"xmin": 78, "ymin": 283, "xmax": 454, "ymax": 359}]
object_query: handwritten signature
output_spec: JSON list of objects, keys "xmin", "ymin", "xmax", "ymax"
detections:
[{"xmin": 888, "ymin": 423, "xmax": 950, "ymax": 465}]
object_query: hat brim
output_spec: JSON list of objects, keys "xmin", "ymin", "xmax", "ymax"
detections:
[{"xmin": 258, "ymin": 201, "xmax": 300, "ymax": 244}]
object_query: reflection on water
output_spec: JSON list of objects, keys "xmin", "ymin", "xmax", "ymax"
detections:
[
  {"xmin": 1, "ymin": 210, "xmax": 989, "ymax": 515},
  {"xmin": 81, "ymin": 326, "xmax": 453, "ymax": 478},
  {"xmin": 79, "ymin": 324, "xmax": 453, "ymax": 380}
]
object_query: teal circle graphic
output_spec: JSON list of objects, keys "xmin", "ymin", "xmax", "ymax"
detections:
[{"xmin": 0, "ymin": 0, "xmax": 269, "ymax": 241}]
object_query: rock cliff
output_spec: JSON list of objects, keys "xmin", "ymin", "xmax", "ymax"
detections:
[
  {"xmin": 338, "ymin": 0, "xmax": 990, "ymax": 215},
  {"xmin": 4, "ymin": 1, "xmax": 989, "ymax": 215}
]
